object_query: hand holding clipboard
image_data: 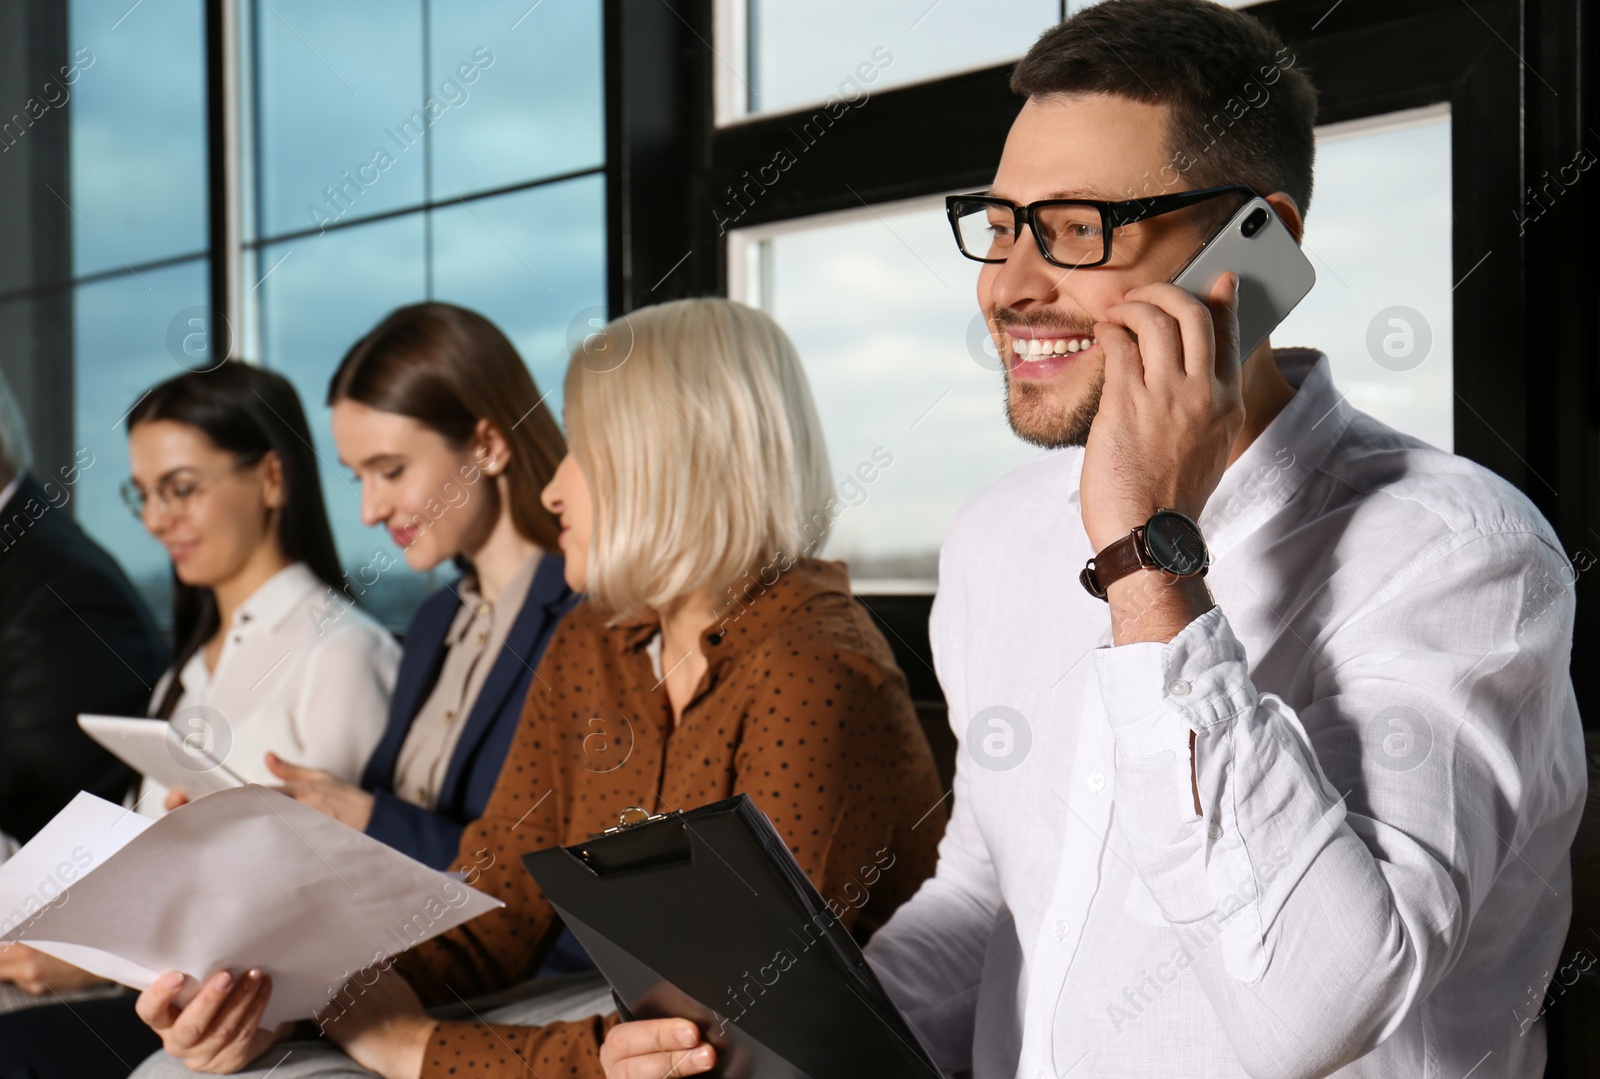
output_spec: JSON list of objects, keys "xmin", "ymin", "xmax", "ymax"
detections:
[{"xmin": 523, "ymin": 794, "xmax": 942, "ymax": 1079}]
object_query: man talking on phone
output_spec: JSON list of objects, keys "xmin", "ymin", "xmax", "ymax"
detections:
[{"xmin": 600, "ymin": 1, "xmax": 1583, "ymax": 1076}]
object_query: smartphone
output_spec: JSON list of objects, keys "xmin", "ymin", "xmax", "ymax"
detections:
[{"xmin": 1170, "ymin": 196, "xmax": 1316, "ymax": 361}]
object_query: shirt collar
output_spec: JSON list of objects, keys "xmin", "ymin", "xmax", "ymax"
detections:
[
  {"xmin": 178, "ymin": 562, "xmax": 326, "ymax": 698},
  {"xmin": 447, "ymin": 571, "xmax": 487, "ymax": 647},
  {"xmin": 445, "ymin": 550, "xmax": 542, "ymax": 646},
  {"xmin": 230, "ymin": 562, "xmax": 326, "ymax": 633},
  {"xmin": 1198, "ymin": 347, "xmax": 1353, "ymax": 561}
]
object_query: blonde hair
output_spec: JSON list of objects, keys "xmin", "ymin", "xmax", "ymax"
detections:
[{"xmin": 564, "ymin": 298, "xmax": 833, "ymax": 618}]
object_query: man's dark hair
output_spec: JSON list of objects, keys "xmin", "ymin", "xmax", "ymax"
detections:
[{"xmin": 1012, "ymin": 0, "xmax": 1318, "ymax": 220}]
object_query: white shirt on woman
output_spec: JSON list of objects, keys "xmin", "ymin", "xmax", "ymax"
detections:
[
  {"xmin": 140, "ymin": 562, "xmax": 400, "ymax": 816},
  {"xmin": 865, "ymin": 349, "xmax": 1583, "ymax": 1078}
]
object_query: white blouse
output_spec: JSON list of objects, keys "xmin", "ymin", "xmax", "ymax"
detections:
[{"xmin": 140, "ymin": 562, "xmax": 400, "ymax": 817}]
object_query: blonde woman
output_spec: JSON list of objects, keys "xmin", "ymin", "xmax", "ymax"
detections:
[{"xmin": 133, "ymin": 298, "xmax": 948, "ymax": 1079}]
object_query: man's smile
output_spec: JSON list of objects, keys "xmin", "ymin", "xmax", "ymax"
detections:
[{"xmin": 1002, "ymin": 328, "xmax": 1099, "ymax": 379}]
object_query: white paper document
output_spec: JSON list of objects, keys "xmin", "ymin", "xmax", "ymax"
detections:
[{"xmin": 0, "ymin": 787, "xmax": 502, "ymax": 1026}]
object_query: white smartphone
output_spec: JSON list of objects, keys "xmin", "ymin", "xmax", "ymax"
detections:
[{"xmin": 1170, "ymin": 196, "xmax": 1316, "ymax": 361}]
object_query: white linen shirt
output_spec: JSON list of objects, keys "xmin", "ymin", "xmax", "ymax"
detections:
[
  {"xmin": 866, "ymin": 349, "xmax": 1584, "ymax": 1079},
  {"xmin": 140, "ymin": 562, "xmax": 399, "ymax": 815}
]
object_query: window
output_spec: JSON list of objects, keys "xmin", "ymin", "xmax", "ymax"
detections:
[
  {"xmin": 56, "ymin": 0, "xmax": 607, "ymax": 631},
  {"xmin": 721, "ymin": 0, "xmax": 1269, "ymax": 122},
  {"xmin": 1278, "ymin": 104, "xmax": 1453, "ymax": 451},
  {"xmin": 727, "ymin": 0, "xmax": 1060, "ymax": 121},
  {"xmin": 69, "ymin": 0, "xmax": 208, "ymax": 273},
  {"xmin": 730, "ymin": 104, "xmax": 1455, "ymax": 588},
  {"xmin": 68, "ymin": 0, "xmax": 210, "ymax": 624},
  {"xmin": 729, "ymin": 198, "xmax": 1039, "ymax": 588}
]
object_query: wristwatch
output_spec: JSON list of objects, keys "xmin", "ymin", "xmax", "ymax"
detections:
[{"xmin": 1080, "ymin": 508, "xmax": 1210, "ymax": 600}]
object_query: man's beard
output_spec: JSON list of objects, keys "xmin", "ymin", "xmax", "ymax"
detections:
[{"xmin": 1004, "ymin": 366, "xmax": 1104, "ymax": 449}]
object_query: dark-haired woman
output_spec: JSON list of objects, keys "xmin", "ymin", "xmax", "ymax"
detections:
[
  {"xmin": 0, "ymin": 361, "xmax": 399, "ymax": 1079},
  {"xmin": 130, "ymin": 361, "xmax": 400, "ymax": 810}
]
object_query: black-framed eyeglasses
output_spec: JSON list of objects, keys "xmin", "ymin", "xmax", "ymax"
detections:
[
  {"xmin": 946, "ymin": 183, "xmax": 1257, "ymax": 269},
  {"xmin": 120, "ymin": 452, "xmax": 263, "ymax": 520}
]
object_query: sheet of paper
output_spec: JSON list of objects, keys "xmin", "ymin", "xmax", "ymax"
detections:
[
  {"xmin": 0, "ymin": 791, "xmax": 151, "ymax": 942},
  {"xmin": 10, "ymin": 786, "xmax": 502, "ymax": 1026}
]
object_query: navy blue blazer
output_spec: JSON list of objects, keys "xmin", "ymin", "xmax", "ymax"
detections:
[{"xmin": 361, "ymin": 552, "xmax": 578, "ymax": 869}]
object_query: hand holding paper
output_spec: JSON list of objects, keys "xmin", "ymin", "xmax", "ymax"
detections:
[
  {"xmin": 0, "ymin": 786, "xmax": 502, "ymax": 1028},
  {"xmin": 136, "ymin": 967, "xmax": 291, "ymax": 1073}
]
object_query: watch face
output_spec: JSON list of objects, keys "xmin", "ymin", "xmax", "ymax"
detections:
[{"xmin": 1145, "ymin": 511, "xmax": 1208, "ymax": 576}]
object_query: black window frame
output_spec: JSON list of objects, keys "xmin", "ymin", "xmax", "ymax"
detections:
[{"xmin": 602, "ymin": 0, "xmax": 1599, "ymax": 733}]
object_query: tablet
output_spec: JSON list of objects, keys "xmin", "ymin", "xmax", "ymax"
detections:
[{"xmin": 77, "ymin": 715, "xmax": 246, "ymax": 798}]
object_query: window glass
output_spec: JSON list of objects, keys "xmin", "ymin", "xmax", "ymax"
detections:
[
  {"xmin": 743, "ymin": 0, "xmax": 1058, "ymax": 118},
  {"xmin": 430, "ymin": 174, "xmax": 607, "ymax": 421},
  {"xmin": 738, "ymin": 0, "xmax": 1272, "ymax": 122},
  {"xmin": 238, "ymin": 0, "xmax": 608, "ymax": 628},
  {"xmin": 251, "ymin": 0, "xmax": 425, "ymax": 239},
  {"xmin": 1275, "ymin": 107, "xmax": 1453, "ymax": 450},
  {"xmin": 255, "ymin": 214, "xmax": 436, "ymax": 628},
  {"xmin": 68, "ymin": 0, "xmax": 207, "ymax": 274},
  {"xmin": 427, "ymin": 0, "xmax": 604, "ymax": 198},
  {"xmin": 73, "ymin": 258, "xmax": 211, "ymax": 626},
  {"xmin": 734, "ymin": 201, "xmax": 1038, "ymax": 586},
  {"xmin": 732, "ymin": 108, "xmax": 1454, "ymax": 586}
]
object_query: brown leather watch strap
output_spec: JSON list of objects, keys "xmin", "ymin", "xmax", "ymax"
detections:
[{"xmin": 1079, "ymin": 527, "xmax": 1150, "ymax": 600}]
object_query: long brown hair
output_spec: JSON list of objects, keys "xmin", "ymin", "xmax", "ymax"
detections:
[{"xmin": 327, "ymin": 303, "xmax": 565, "ymax": 551}]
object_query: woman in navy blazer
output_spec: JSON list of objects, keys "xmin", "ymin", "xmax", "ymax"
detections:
[
  {"xmin": 279, "ymin": 304, "xmax": 596, "ymax": 979},
  {"xmin": 361, "ymin": 551, "xmax": 577, "ymax": 868},
  {"xmin": 259, "ymin": 304, "xmax": 577, "ymax": 875}
]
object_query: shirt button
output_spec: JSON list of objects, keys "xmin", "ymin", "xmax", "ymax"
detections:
[
  {"xmin": 1032, "ymin": 1070, "xmax": 1045, "ymax": 1079},
  {"xmin": 1054, "ymin": 919, "xmax": 1071, "ymax": 940},
  {"xmin": 1086, "ymin": 772, "xmax": 1106, "ymax": 792},
  {"xmin": 444, "ymin": 710, "xmax": 455, "ymax": 726},
  {"xmin": 416, "ymin": 786, "xmax": 427, "ymax": 801},
  {"xmin": 1168, "ymin": 679, "xmax": 1192, "ymax": 697},
  {"xmin": 1208, "ymin": 822, "xmax": 1223, "ymax": 840},
  {"xmin": 475, "ymin": 631, "xmax": 487, "ymax": 644}
]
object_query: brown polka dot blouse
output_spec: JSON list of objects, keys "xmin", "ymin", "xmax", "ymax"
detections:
[{"xmin": 396, "ymin": 558, "xmax": 948, "ymax": 1078}]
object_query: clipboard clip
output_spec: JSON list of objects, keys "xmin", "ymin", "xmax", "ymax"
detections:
[
  {"xmin": 599, "ymin": 806, "xmax": 671, "ymax": 836},
  {"xmin": 569, "ymin": 807, "xmax": 691, "ymax": 876}
]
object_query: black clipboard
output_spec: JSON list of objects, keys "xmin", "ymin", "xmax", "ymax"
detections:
[{"xmin": 522, "ymin": 794, "xmax": 943, "ymax": 1079}]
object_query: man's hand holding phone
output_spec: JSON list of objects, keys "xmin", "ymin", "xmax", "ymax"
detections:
[{"xmin": 1081, "ymin": 271, "xmax": 1244, "ymax": 644}]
